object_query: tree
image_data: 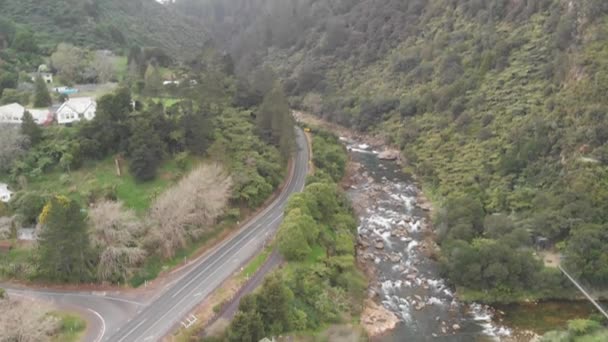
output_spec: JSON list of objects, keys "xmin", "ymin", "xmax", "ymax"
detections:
[
  {"xmin": 9, "ymin": 192, "xmax": 47, "ymax": 226},
  {"xmin": 148, "ymin": 164, "xmax": 232, "ymax": 258},
  {"xmin": 180, "ymin": 108, "xmax": 213, "ymax": 155},
  {"xmin": 277, "ymin": 209, "xmax": 319, "ymax": 261},
  {"xmin": 11, "ymin": 29, "xmax": 38, "ymax": 53},
  {"xmin": 256, "ymin": 272, "xmax": 294, "ymax": 335},
  {"xmin": 89, "ymin": 201, "xmax": 146, "ymax": 282},
  {"xmin": 256, "ymin": 84, "xmax": 295, "ymax": 160},
  {"xmin": 0, "ymin": 297, "xmax": 59, "ymax": 342},
  {"xmin": 21, "ymin": 111, "xmax": 42, "ymax": 145},
  {"xmin": 0, "ymin": 124, "xmax": 29, "ymax": 173},
  {"xmin": 33, "ymin": 76, "xmax": 52, "ymax": 108},
  {"xmin": 93, "ymin": 51, "xmax": 117, "ymax": 83},
  {"xmin": 51, "ymin": 43, "xmax": 87, "ymax": 83},
  {"xmin": 144, "ymin": 64, "xmax": 163, "ymax": 96},
  {"xmin": 227, "ymin": 311, "xmax": 266, "ymax": 342},
  {"xmin": 37, "ymin": 196, "xmax": 95, "ymax": 282},
  {"xmin": 563, "ymin": 224, "xmax": 608, "ymax": 286}
]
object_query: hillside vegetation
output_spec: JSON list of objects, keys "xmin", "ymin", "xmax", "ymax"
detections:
[
  {"xmin": 174, "ymin": 0, "xmax": 608, "ymax": 301},
  {"xmin": 0, "ymin": 0, "xmax": 207, "ymax": 56}
]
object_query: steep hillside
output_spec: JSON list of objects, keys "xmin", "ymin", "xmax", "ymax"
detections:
[
  {"xmin": 175, "ymin": 0, "xmax": 608, "ymax": 299},
  {"xmin": 0, "ymin": 0, "xmax": 208, "ymax": 57}
]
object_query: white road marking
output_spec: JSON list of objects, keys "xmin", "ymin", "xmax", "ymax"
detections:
[
  {"xmin": 117, "ymin": 318, "xmax": 147, "ymax": 342},
  {"xmin": 87, "ymin": 308, "xmax": 106, "ymax": 342},
  {"xmin": 5, "ymin": 289, "xmax": 144, "ymax": 306}
]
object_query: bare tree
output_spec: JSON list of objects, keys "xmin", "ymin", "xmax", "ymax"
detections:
[
  {"xmin": 50, "ymin": 43, "xmax": 88, "ymax": 84},
  {"xmin": 0, "ymin": 124, "xmax": 29, "ymax": 173},
  {"xmin": 89, "ymin": 201, "xmax": 146, "ymax": 282},
  {"xmin": 93, "ymin": 52, "xmax": 117, "ymax": 83},
  {"xmin": 147, "ymin": 164, "xmax": 232, "ymax": 258},
  {"xmin": 0, "ymin": 296, "xmax": 59, "ymax": 342}
]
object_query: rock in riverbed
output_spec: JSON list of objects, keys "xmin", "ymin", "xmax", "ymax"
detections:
[
  {"xmin": 361, "ymin": 300, "xmax": 399, "ymax": 337},
  {"xmin": 378, "ymin": 150, "xmax": 401, "ymax": 161}
]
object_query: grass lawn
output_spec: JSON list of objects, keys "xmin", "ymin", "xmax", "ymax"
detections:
[
  {"xmin": 50, "ymin": 312, "xmax": 86, "ymax": 342},
  {"xmin": 115, "ymin": 56, "xmax": 128, "ymax": 79},
  {"xmin": 2, "ymin": 243, "xmax": 33, "ymax": 263},
  {"xmin": 26, "ymin": 156, "xmax": 197, "ymax": 214},
  {"xmin": 239, "ymin": 248, "xmax": 272, "ymax": 281},
  {"xmin": 147, "ymin": 97, "xmax": 181, "ymax": 107}
]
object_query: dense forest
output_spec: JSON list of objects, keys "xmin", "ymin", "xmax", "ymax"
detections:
[
  {"xmin": 0, "ymin": 0, "xmax": 208, "ymax": 55},
  {"xmin": 170, "ymin": 0, "xmax": 608, "ymax": 301}
]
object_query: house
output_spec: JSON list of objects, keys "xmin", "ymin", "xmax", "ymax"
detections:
[
  {"xmin": 0, "ymin": 103, "xmax": 26, "ymax": 124},
  {"xmin": 56, "ymin": 97, "xmax": 97, "ymax": 124},
  {"xmin": 0, "ymin": 183, "xmax": 12, "ymax": 203},
  {"xmin": 30, "ymin": 72, "xmax": 54, "ymax": 84},
  {"xmin": 0, "ymin": 103, "xmax": 52, "ymax": 125}
]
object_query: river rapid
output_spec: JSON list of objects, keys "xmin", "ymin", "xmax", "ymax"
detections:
[{"xmin": 344, "ymin": 141, "xmax": 512, "ymax": 341}]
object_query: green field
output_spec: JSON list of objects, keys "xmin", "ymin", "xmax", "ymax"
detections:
[
  {"xmin": 26, "ymin": 156, "xmax": 196, "ymax": 214},
  {"xmin": 50, "ymin": 312, "xmax": 87, "ymax": 342}
]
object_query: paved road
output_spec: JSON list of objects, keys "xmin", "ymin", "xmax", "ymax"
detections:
[
  {"xmin": 5, "ymin": 287, "xmax": 143, "ymax": 342},
  {"xmin": 107, "ymin": 127, "xmax": 309, "ymax": 342},
  {"xmin": 217, "ymin": 250, "xmax": 283, "ymax": 322}
]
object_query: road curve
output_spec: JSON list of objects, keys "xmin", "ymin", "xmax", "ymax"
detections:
[{"xmin": 107, "ymin": 127, "xmax": 309, "ymax": 342}]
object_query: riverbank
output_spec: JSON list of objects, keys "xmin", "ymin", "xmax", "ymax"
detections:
[{"xmin": 295, "ymin": 110, "xmax": 604, "ymax": 341}]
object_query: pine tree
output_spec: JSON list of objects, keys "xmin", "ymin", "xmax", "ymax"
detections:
[
  {"xmin": 128, "ymin": 119, "xmax": 165, "ymax": 182},
  {"xmin": 256, "ymin": 84, "xmax": 295, "ymax": 161},
  {"xmin": 181, "ymin": 108, "xmax": 213, "ymax": 155},
  {"xmin": 144, "ymin": 63, "xmax": 163, "ymax": 97},
  {"xmin": 37, "ymin": 196, "xmax": 94, "ymax": 283},
  {"xmin": 33, "ymin": 75, "xmax": 51, "ymax": 108},
  {"xmin": 21, "ymin": 110, "xmax": 42, "ymax": 145}
]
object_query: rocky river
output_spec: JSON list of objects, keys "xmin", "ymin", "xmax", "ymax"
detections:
[{"xmin": 344, "ymin": 141, "xmax": 513, "ymax": 341}]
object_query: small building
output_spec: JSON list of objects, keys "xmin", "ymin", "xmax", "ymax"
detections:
[
  {"xmin": 0, "ymin": 183, "xmax": 11, "ymax": 203},
  {"xmin": 0, "ymin": 103, "xmax": 26, "ymax": 124},
  {"xmin": 30, "ymin": 72, "xmax": 53, "ymax": 84},
  {"xmin": 56, "ymin": 97, "xmax": 97, "ymax": 124}
]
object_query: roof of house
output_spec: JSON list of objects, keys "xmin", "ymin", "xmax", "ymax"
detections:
[
  {"xmin": 0, "ymin": 103, "xmax": 25, "ymax": 118},
  {"xmin": 57, "ymin": 97, "xmax": 96, "ymax": 114},
  {"xmin": 28, "ymin": 109, "xmax": 51, "ymax": 124}
]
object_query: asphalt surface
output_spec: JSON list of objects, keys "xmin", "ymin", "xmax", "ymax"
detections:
[
  {"xmin": 106, "ymin": 127, "xmax": 309, "ymax": 342},
  {"xmin": 217, "ymin": 250, "xmax": 283, "ymax": 322},
  {"xmin": 5, "ymin": 287, "xmax": 143, "ymax": 342}
]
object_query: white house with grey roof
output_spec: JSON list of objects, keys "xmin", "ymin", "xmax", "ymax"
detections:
[
  {"xmin": 0, "ymin": 103, "xmax": 53, "ymax": 125},
  {"xmin": 56, "ymin": 97, "xmax": 97, "ymax": 124},
  {"xmin": 0, "ymin": 103, "xmax": 26, "ymax": 124}
]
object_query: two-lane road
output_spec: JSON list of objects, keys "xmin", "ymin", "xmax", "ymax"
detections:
[{"xmin": 107, "ymin": 127, "xmax": 309, "ymax": 341}]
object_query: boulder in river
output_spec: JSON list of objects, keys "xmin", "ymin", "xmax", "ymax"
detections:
[
  {"xmin": 378, "ymin": 149, "xmax": 401, "ymax": 160},
  {"xmin": 375, "ymin": 242, "xmax": 385, "ymax": 250},
  {"xmin": 389, "ymin": 253, "xmax": 401, "ymax": 263},
  {"xmin": 360, "ymin": 300, "xmax": 399, "ymax": 337}
]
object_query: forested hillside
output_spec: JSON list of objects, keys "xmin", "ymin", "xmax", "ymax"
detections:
[
  {"xmin": 0, "ymin": 0, "xmax": 207, "ymax": 56},
  {"xmin": 173, "ymin": 0, "xmax": 608, "ymax": 300}
]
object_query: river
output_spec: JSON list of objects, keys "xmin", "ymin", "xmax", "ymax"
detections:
[{"xmin": 345, "ymin": 142, "xmax": 512, "ymax": 341}]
